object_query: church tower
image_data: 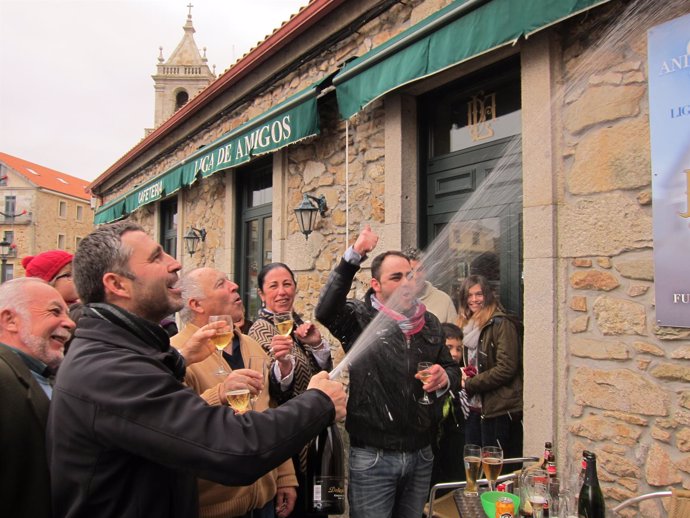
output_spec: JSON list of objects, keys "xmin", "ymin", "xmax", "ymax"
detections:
[{"xmin": 149, "ymin": 4, "xmax": 216, "ymax": 133}]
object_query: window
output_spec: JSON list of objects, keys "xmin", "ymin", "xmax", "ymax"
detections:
[
  {"xmin": 4, "ymin": 195, "xmax": 16, "ymax": 219},
  {"xmin": 76, "ymin": 205, "xmax": 84, "ymax": 221},
  {"xmin": 0, "ymin": 165, "xmax": 7, "ymax": 186},
  {"xmin": 75, "ymin": 236, "xmax": 82, "ymax": 249},
  {"xmin": 160, "ymin": 198, "xmax": 177, "ymax": 258},
  {"xmin": 59, "ymin": 200, "xmax": 67, "ymax": 218},
  {"xmin": 57, "ymin": 234, "xmax": 65, "ymax": 249},
  {"xmin": 175, "ymin": 90, "xmax": 189, "ymax": 110},
  {"xmin": 1, "ymin": 263, "xmax": 13, "ymax": 282}
]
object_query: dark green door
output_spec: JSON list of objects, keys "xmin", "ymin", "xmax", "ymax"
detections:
[{"xmin": 420, "ymin": 57, "xmax": 523, "ymax": 315}]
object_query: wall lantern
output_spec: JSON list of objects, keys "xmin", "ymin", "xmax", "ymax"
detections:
[
  {"xmin": 294, "ymin": 194, "xmax": 328, "ymax": 240},
  {"xmin": 184, "ymin": 227, "xmax": 207, "ymax": 257}
]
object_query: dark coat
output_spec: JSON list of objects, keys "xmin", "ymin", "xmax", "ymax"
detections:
[
  {"xmin": 315, "ymin": 258, "xmax": 460, "ymax": 451},
  {"xmin": 0, "ymin": 343, "xmax": 52, "ymax": 518},
  {"xmin": 48, "ymin": 306, "xmax": 335, "ymax": 518},
  {"xmin": 463, "ymin": 310, "xmax": 523, "ymax": 419}
]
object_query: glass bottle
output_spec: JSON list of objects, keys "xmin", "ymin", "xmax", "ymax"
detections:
[{"xmin": 577, "ymin": 452, "xmax": 605, "ymax": 518}]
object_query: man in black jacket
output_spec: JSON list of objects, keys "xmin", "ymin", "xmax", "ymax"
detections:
[
  {"xmin": 315, "ymin": 225, "xmax": 459, "ymax": 518},
  {"xmin": 47, "ymin": 221, "xmax": 346, "ymax": 518}
]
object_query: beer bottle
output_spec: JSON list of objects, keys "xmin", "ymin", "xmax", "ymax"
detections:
[
  {"xmin": 547, "ymin": 452, "xmax": 557, "ymax": 479},
  {"xmin": 577, "ymin": 452, "xmax": 605, "ymax": 518},
  {"xmin": 540, "ymin": 442, "xmax": 553, "ymax": 470}
]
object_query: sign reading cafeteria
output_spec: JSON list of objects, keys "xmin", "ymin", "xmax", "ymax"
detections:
[{"xmin": 648, "ymin": 13, "xmax": 690, "ymax": 327}]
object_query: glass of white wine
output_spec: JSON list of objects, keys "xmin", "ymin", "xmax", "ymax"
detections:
[
  {"xmin": 226, "ymin": 388, "xmax": 251, "ymax": 414},
  {"xmin": 248, "ymin": 356, "xmax": 267, "ymax": 406},
  {"xmin": 416, "ymin": 361, "xmax": 433, "ymax": 405},
  {"xmin": 208, "ymin": 315, "xmax": 233, "ymax": 376},
  {"xmin": 481, "ymin": 445, "xmax": 504, "ymax": 492},
  {"xmin": 273, "ymin": 312, "xmax": 295, "ymax": 357}
]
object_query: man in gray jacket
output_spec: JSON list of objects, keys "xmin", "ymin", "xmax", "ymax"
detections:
[{"xmin": 48, "ymin": 221, "xmax": 345, "ymax": 518}]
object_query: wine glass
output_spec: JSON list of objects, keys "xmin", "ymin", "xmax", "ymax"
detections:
[
  {"xmin": 248, "ymin": 356, "xmax": 267, "ymax": 405},
  {"xmin": 481, "ymin": 445, "xmax": 503, "ymax": 492},
  {"xmin": 226, "ymin": 387, "xmax": 251, "ymax": 414},
  {"xmin": 463, "ymin": 444, "xmax": 482, "ymax": 496},
  {"xmin": 416, "ymin": 361, "xmax": 433, "ymax": 405},
  {"xmin": 208, "ymin": 315, "xmax": 233, "ymax": 376},
  {"xmin": 273, "ymin": 312, "xmax": 295, "ymax": 357},
  {"xmin": 524, "ymin": 471, "xmax": 550, "ymax": 518}
]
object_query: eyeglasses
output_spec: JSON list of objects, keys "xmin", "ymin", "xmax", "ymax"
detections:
[{"xmin": 52, "ymin": 272, "xmax": 73, "ymax": 283}]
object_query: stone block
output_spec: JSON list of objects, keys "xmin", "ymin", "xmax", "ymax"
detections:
[
  {"xmin": 597, "ymin": 449, "xmax": 641, "ymax": 478},
  {"xmin": 633, "ymin": 341, "xmax": 665, "ymax": 357},
  {"xmin": 572, "ymin": 367, "xmax": 669, "ymax": 415},
  {"xmin": 645, "ymin": 443, "xmax": 682, "ymax": 486},
  {"xmin": 570, "ymin": 270, "xmax": 620, "ymax": 291},
  {"xmin": 637, "ymin": 359, "xmax": 651, "ymax": 370},
  {"xmin": 593, "ymin": 296, "xmax": 646, "ymax": 335},
  {"xmin": 570, "ymin": 296, "xmax": 588, "ymax": 312},
  {"xmin": 627, "ymin": 285, "xmax": 649, "ymax": 297},
  {"xmin": 302, "ymin": 160, "xmax": 326, "ymax": 185},
  {"xmin": 614, "ymin": 258, "xmax": 654, "ymax": 281},
  {"xmin": 651, "ymin": 426, "xmax": 671, "ymax": 443},
  {"xmin": 572, "ymin": 258, "xmax": 592, "ymax": 267},
  {"xmin": 680, "ymin": 392, "xmax": 690, "ymax": 410},
  {"xmin": 571, "ymin": 337, "xmax": 629, "ymax": 360},
  {"xmin": 654, "ymin": 326, "xmax": 690, "ymax": 340},
  {"xmin": 570, "ymin": 315, "xmax": 589, "ymax": 333},
  {"xmin": 569, "ymin": 414, "xmax": 641, "ymax": 445},
  {"xmin": 671, "ymin": 346, "xmax": 690, "ymax": 359},
  {"xmin": 560, "ymin": 193, "xmax": 652, "ymax": 257},
  {"xmin": 637, "ymin": 190, "xmax": 652, "ymax": 205},
  {"xmin": 651, "ymin": 363, "xmax": 690, "ymax": 383},
  {"xmin": 597, "ymin": 257, "xmax": 612, "ymax": 268},
  {"xmin": 604, "ymin": 411, "xmax": 648, "ymax": 426},
  {"xmin": 567, "ymin": 118, "xmax": 650, "ymax": 194},
  {"xmin": 564, "ymin": 84, "xmax": 645, "ymax": 134},
  {"xmin": 677, "ymin": 428, "xmax": 690, "ymax": 452}
]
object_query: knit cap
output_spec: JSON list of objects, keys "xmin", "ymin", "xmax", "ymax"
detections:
[{"xmin": 21, "ymin": 250, "xmax": 73, "ymax": 282}]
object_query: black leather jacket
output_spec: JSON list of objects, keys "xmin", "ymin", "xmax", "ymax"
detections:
[
  {"xmin": 48, "ymin": 305, "xmax": 334, "ymax": 518},
  {"xmin": 315, "ymin": 258, "xmax": 460, "ymax": 451}
]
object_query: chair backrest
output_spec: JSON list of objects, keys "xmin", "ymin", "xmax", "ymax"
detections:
[{"xmin": 612, "ymin": 491, "xmax": 671, "ymax": 514}]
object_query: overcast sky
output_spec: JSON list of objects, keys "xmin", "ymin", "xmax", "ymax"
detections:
[{"xmin": 0, "ymin": 0, "xmax": 307, "ymax": 181}]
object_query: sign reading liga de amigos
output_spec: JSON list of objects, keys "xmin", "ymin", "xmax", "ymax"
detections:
[{"xmin": 648, "ymin": 13, "xmax": 690, "ymax": 327}]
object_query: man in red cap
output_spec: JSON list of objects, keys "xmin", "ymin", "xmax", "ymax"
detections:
[{"xmin": 22, "ymin": 250, "xmax": 79, "ymax": 306}]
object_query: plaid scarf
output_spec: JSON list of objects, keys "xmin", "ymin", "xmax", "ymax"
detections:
[{"xmin": 370, "ymin": 294, "xmax": 427, "ymax": 337}]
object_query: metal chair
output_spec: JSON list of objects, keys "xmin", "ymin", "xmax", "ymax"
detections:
[
  {"xmin": 612, "ymin": 488, "xmax": 690, "ymax": 517},
  {"xmin": 426, "ymin": 456, "xmax": 539, "ymax": 518}
]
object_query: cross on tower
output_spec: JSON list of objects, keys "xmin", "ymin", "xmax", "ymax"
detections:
[{"xmin": 187, "ymin": 3, "xmax": 193, "ymax": 17}]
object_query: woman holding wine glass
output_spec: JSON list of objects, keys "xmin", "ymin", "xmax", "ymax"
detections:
[
  {"xmin": 457, "ymin": 274, "xmax": 523, "ymax": 468},
  {"xmin": 248, "ymin": 262, "xmax": 333, "ymax": 518}
]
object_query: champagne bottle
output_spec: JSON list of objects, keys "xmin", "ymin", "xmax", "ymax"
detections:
[
  {"xmin": 578, "ymin": 452, "xmax": 605, "ymax": 518},
  {"xmin": 305, "ymin": 424, "xmax": 345, "ymax": 514},
  {"xmin": 575, "ymin": 450, "xmax": 589, "ymax": 509}
]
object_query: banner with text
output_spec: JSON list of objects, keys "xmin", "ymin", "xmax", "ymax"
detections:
[{"xmin": 649, "ymin": 13, "xmax": 690, "ymax": 327}]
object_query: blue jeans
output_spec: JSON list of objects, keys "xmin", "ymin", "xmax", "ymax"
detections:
[{"xmin": 348, "ymin": 445, "xmax": 434, "ymax": 518}]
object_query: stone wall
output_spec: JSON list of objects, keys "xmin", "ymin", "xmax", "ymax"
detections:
[{"xmin": 559, "ymin": 2, "xmax": 690, "ymax": 515}]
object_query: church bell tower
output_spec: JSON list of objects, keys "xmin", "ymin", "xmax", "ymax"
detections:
[{"xmin": 148, "ymin": 4, "xmax": 216, "ymax": 133}]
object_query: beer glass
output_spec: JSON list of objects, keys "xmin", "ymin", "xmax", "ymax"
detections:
[
  {"xmin": 524, "ymin": 470, "xmax": 550, "ymax": 518},
  {"xmin": 209, "ymin": 314, "xmax": 233, "ymax": 376},
  {"xmin": 481, "ymin": 445, "xmax": 503, "ymax": 492},
  {"xmin": 463, "ymin": 444, "xmax": 482, "ymax": 495}
]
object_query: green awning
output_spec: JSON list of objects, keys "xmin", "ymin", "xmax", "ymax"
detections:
[
  {"xmin": 333, "ymin": 0, "xmax": 610, "ymax": 119},
  {"xmin": 93, "ymin": 84, "xmax": 320, "ymax": 224},
  {"xmin": 185, "ymin": 84, "xmax": 320, "ymax": 183},
  {"xmin": 93, "ymin": 198, "xmax": 126, "ymax": 225}
]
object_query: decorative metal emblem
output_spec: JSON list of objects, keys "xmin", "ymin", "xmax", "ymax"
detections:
[{"xmin": 467, "ymin": 91, "xmax": 496, "ymax": 141}]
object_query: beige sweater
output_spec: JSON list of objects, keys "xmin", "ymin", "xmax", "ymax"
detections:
[{"xmin": 172, "ymin": 324, "xmax": 298, "ymax": 518}]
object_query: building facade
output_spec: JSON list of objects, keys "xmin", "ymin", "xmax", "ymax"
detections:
[
  {"xmin": 89, "ymin": 0, "xmax": 690, "ymax": 514},
  {"xmin": 0, "ymin": 152, "xmax": 93, "ymax": 281}
]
